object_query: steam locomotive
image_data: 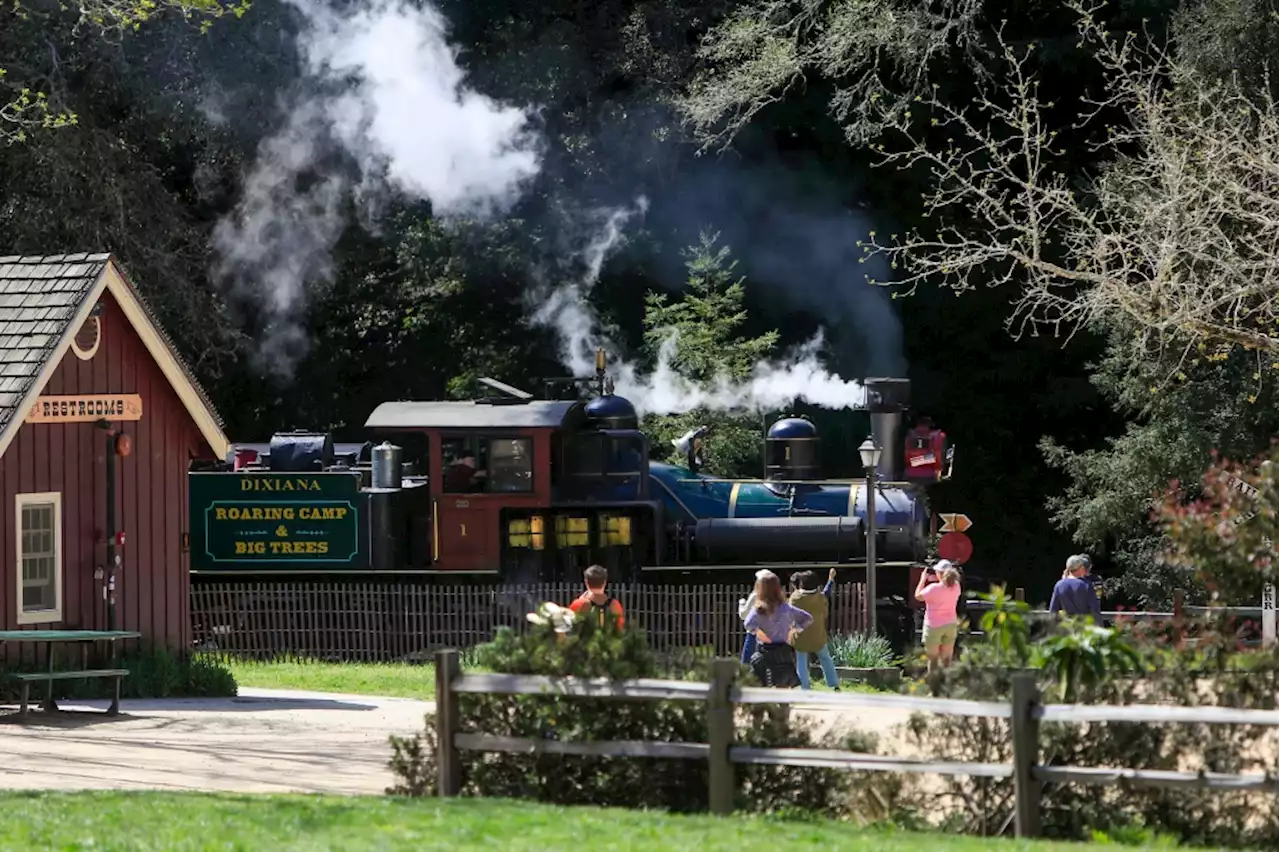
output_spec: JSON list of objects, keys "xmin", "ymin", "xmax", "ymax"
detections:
[{"xmin": 188, "ymin": 359, "xmax": 955, "ymax": 599}]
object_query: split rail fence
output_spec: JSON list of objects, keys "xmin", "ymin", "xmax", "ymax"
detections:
[
  {"xmin": 433, "ymin": 649, "xmax": 1278, "ymax": 839},
  {"xmin": 190, "ymin": 582, "xmax": 867, "ymax": 661}
]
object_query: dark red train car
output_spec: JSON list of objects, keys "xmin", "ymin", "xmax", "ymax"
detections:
[{"xmin": 0, "ymin": 254, "xmax": 229, "ymax": 652}]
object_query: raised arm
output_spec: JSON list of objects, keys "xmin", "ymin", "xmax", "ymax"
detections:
[{"xmin": 914, "ymin": 569, "xmax": 933, "ymax": 602}]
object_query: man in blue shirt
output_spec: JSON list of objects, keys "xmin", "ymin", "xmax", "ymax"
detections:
[
  {"xmin": 1049, "ymin": 555, "xmax": 1103, "ymax": 621},
  {"xmin": 1079, "ymin": 554, "xmax": 1104, "ymax": 608}
]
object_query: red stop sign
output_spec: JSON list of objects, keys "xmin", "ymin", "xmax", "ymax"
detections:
[{"xmin": 937, "ymin": 531, "xmax": 973, "ymax": 565}]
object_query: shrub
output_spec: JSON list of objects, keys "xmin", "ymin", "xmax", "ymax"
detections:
[
  {"xmin": 1037, "ymin": 619, "xmax": 1146, "ymax": 702},
  {"xmin": 896, "ymin": 620, "xmax": 1278, "ymax": 848},
  {"xmin": 389, "ymin": 608, "xmax": 860, "ymax": 816},
  {"xmin": 828, "ymin": 632, "xmax": 894, "ymax": 668},
  {"xmin": 0, "ymin": 645, "xmax": 238, "ymax": 701},
  {"xmin": 1154, "ymin": 444, "xmax": 1277, "ymax": 606}
]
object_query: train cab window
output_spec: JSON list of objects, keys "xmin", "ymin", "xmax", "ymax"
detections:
[
  {"xmin": 488, "ymin": 438, "xmax": 533, "ymax": 492},
  {"xmin": 441, "ymin": 436, "xmax": 533, "ymax": 494},
  {"xmin": 442, "ymin": 437, "xmax": 488, "ymax": 493},
  {"xmin": 557, "ymin": 433, "xmax": 645, "ymax": 500}
]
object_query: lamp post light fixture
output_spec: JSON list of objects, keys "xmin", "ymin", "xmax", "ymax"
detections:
[{"xmin": 858, "ymin": 438, "xmax": 882, "ymax": 635}]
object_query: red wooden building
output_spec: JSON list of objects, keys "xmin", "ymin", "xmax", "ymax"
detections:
[{"xmin": 0, "ymin": 253, "xmax": 229, "ymax": 649}]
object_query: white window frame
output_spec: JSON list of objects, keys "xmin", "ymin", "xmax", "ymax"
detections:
[{"xmin": 16, "ymin": 492, "xmax": 62, "ymax": 625}]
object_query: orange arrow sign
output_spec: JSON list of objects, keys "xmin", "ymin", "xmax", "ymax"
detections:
[{"xmin": 939, "ymin": 513, "xmax": 973, "ymax": 533}]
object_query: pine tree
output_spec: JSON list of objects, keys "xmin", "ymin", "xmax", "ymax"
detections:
[{"xmin": 641, "ymin": 232, "xmax": 779, "ymax": 477}]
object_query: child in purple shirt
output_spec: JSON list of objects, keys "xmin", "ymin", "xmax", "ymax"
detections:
[{"xmin": 743, "ymin": 570, "xmax": 813, "ymax": 688}]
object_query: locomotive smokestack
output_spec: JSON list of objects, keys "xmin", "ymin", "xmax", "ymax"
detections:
[{"xmin": 865, "ymin": 378, "xmax": 909, "ymax": 480}]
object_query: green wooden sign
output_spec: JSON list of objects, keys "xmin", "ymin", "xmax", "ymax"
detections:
[{"xmin": 189, "ymin": 472, "xmax": 366, "ymax": 571}]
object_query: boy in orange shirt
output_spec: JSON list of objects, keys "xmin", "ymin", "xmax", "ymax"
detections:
[{"xmin": 568, "ymin": 564, "xmax": 626, "ymax": 628}]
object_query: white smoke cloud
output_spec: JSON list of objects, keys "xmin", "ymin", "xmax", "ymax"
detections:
[
  {"xmin": 532, "ymin": 199, "xmax": 648, "ymax": 378},
  {"xmin": 295, "ymin": 0, "xmax": 540, "ymax": 216},
  {"xmin": 613, "ymin": 331, "xmax": 867, "ymax": 415},
  {"xmin": 213, "ymin": 0, "xmax": 541, "ymax": 376},
  {"xmin": 212, "ymin": 102, "xmax": 346, "ymax": 370},
  {"xmin": 532, "ymin": 198, "xmax": 866, "ymax": 415},
  {"xmin": 215, "ymin": 0, "xmax": 869, "ymax": 407}
]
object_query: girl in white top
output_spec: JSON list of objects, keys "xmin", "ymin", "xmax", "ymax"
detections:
[{"xmin": 738, "ymin": 569, "xmax": 771, "ymax": 663}]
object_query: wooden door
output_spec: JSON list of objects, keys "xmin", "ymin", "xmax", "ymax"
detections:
[{"xmin": 433, "ymin": 498, "xmax": 493, "ymax": 572}]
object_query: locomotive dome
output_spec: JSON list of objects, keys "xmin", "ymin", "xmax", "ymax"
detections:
[
  {"xmin": 584, "ymin": 393, "xmax": 638, "ymax": 430},
  {"xmin": 766, "ymin": 416, "xmax": 818, "ymax": 440}
]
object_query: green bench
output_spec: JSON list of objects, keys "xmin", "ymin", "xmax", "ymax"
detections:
[{"xmin": 8, "ymin": 669, "xmax": 130, "ymax": 717}]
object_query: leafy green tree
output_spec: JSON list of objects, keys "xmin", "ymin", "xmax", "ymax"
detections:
[
  {"xmin": 1041, "ymin": 323, "xmax": 1277, "ymax": 607},
  {"xmin": 1, "ymin": 0, "xmax": 248, "ymax": 145},
  {"xmin": 640, "ymin": 232, "xmax": 779, "ymax": 478}
]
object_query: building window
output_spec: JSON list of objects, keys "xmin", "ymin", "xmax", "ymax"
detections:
[
  {"xmin": 16, "ymin": 492, "xmax": 62, "ymax": 625},
  {"xmin": 441, "ymin": 436, "xmax": 533, "ymax": 493}
]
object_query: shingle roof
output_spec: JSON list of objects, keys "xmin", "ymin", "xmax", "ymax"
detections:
[
  {"xmin": 0, "ymin": 253, "xmax": 227, "ymax": 449},
  {"xmin": 0, "ymin": 253, "xmax": 112, "ymax": 431}
]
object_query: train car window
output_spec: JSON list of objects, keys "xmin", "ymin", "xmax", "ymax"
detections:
[
  {"xmin": 487, "ymin": 438, "xmax": 533, "ymax": 492},
  {"xmin": 441, "ymin": 436, "xmax": 488, "ymax": 493}
]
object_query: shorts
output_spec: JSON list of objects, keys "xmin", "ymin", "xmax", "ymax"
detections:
[{"xmin": 923, "ymin": 622, "xmax": 958, "ymax": 651}]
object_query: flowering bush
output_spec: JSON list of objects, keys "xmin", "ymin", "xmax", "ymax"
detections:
[{"xmin": 1154, "ymin": 443, "xmax": 1278, "ymax": 605}]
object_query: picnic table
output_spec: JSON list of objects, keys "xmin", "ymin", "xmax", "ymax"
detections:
[{"xmin": 0, "ymin": 630, "xmax": 141, "ymax": 717}]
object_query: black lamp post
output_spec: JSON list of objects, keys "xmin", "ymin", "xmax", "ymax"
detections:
[{"xmin": 858, "ymin": 438, "xmax": 882, "ymax": 634}]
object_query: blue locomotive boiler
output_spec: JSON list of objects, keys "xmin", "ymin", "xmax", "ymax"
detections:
[{"xmin": 647, "ymin": 378, "xmax": 932, "ymax": 570}]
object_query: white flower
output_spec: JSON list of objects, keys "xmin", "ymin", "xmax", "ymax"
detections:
[{"xmin": 527, "ymin": 602, "xmax": 576, "ymax": 633}]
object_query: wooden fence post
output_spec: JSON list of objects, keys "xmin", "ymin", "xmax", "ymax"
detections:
[
  {"xmin": 1173, "ymin": 589, "xmax": 1186, "ymax": 646},
  {"xmin": 435, "ymin": 648, "xmax": 461, "ymax": 797},
  {"xmin": 1015, "ymin": 587, "xmax": 1025, "ymax": 604},
  {"xmin": 1010, "ymin": 672, "xmax": 1042, "ymax": 838},
  {"xmin": 707, "ymin": 657, "xmax": 737, "ymax": 815}
]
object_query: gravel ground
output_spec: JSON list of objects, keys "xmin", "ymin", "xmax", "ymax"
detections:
[
  {"xmin": 0, "ymin": 689, "xmax": 923, "ymax": 795},
  {"xmin": 0, "ymin": 689, "xmax": 433, "ymax": 795}
]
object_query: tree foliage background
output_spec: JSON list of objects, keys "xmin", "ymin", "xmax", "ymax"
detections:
[{"xmin": 1, "ymin": 0, "xmax": 1275, "ymax": 602}]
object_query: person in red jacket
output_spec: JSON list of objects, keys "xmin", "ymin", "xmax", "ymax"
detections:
[{"xmin": 568, "ymin": 564, "xmax": 626, "ymax": 628}]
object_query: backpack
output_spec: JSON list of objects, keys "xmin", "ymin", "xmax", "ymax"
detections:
[{"xmin": 588, "ymin": 595, "xmax": 618, "ymax": 626}]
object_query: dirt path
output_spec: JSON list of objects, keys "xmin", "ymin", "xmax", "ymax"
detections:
[
  {"xmin": 0, "ymin": 689, "xmax": 433, "ymax": 795},
  {"xmin": 0, "ymin": 690, "xmax": 924, "ymax": 796}
]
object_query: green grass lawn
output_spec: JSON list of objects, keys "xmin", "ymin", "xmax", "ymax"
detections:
[
  {"xmin": 0, "ymin": 792, "xmax": 1152, "ymax": 852},
  {"xmin": 224, "ymin": 658, "xmax": 891, "ymax": 699},
  {"xmin": 226, "ymin": 659, "xmax": 438, "ymax": 699}
]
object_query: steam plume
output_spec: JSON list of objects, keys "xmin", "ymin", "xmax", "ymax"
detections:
[
  {"xmin": 214, "ymin": 0, "xmax": 884, "ymax": 408},
  {"xmin": 532, "ymin": 198, "xmax": 867, "ymax": 415},
  {"xmin": 613, "ymin": 332, "xmax": 868, "ymax": 414},
  {"xmin": 213, "ymin": 0, "xmax": 541, "ymax": 376}
]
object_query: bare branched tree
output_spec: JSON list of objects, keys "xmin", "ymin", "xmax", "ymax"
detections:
[
  {"xmin": 676, "ymin": 0, "xmax": 987, "ymax": 151},
  {"xmin": 862, "ymin": 1, "xmax": 1279, "ymax": 365}
]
